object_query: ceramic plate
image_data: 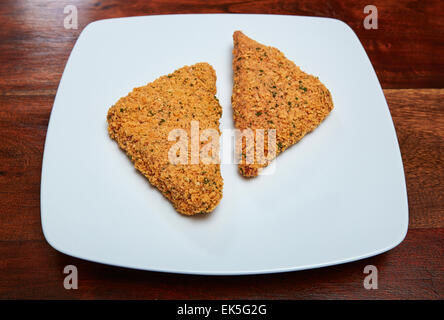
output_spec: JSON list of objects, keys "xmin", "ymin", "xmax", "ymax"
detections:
[{"xmin": 41, "ymin": 14, "xmax": 408, "ymax": 275}]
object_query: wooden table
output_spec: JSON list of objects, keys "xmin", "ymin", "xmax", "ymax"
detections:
[{"xmin": 0, "ymin": 0, "xmax": 442, "ymax": 299}]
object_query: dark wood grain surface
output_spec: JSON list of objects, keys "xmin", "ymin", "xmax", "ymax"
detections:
[{"xmin": 0, "ymin": 0, "xmax": 443, "ymax": 299}]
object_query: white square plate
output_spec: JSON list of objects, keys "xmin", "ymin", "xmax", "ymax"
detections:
[{"xmin": 41, "ymin": 14, "xmax": 408, "ymax": 275}]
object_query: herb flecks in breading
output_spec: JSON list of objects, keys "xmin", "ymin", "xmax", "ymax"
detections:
[
  {"xmin": 107, "ymin": 63, "xmax": 223, "ymax": 215},
  {"xmin": 231, "ymin": 31, "xmax": 334, "ymax": 177}
]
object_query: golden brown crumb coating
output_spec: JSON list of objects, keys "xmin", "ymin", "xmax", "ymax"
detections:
[
  {"xmin": 232, "ymin": 31, "xmax": 334, "ymax": 177},
  {"xmin": 107, "ymin": 63, "xmax": 223, "ymax": 215}
]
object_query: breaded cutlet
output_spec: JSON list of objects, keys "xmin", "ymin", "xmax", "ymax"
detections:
[
  {"xmin": 107, "ymin": 63, "xmax": 223, "ymax": 215},
  {"xmin": 232, "ymin": 31, "xmax": 334, "ymax": 177}
]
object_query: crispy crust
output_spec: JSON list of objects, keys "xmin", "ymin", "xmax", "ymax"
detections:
[
  {"xmin": 232, "ymin": 31, "xmax": 334, "ymax": 177},
  {"xmin": 107, "ymin": 63, "xmax": 223, "ymax": 215}
]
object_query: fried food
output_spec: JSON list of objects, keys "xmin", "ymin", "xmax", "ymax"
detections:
[
  {"xmin": 107, "ymin": 63, "xmax": 223, "ymax": 215},
  {"xmin": 232, "ymin": 31, "xmax": 334, "ymax": 177}
]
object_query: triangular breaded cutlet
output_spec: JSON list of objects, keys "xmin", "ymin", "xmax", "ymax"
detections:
[
  {"xmin": 107, "ymin": 63, "xmax": 223, "ymax": 215},
  {"xmin": 232, "ymin": 31, "xmax": 334, "ymax": 177}
]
